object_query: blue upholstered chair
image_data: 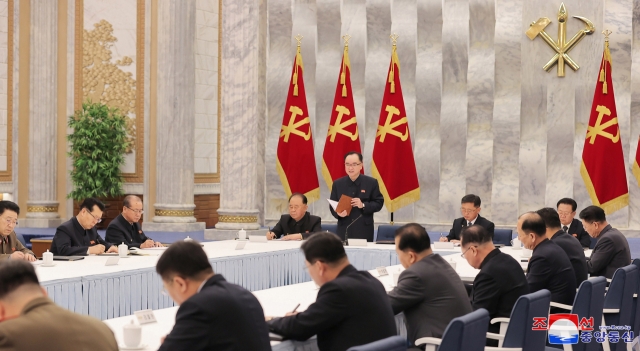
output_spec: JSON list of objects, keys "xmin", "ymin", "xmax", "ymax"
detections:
[
  {"xmin": 415, "ymin": 308, "xmax": 490, "ymax": 351},
  {"xmin": 589, "ymin": 237, "xmax": 597, "ymax": 249},
  {"xmin": 15, "ymin": 232, "xmax": 27, "ymax": 247},
  {"xmin": 602, "ymin": 264, "xmax": 638, "ymax": 351},
  {"xmin": 346, "ymin": 335, "xmax": 407, "ymax": 351},
  {"xmin": 485, "ymin": 289, "xmax": 551, "ymax": 351},
  {"xmin": 546, "ymin": 276, "xmax": 607, "ymax": 351},
  {"xmin": 321, "ymin": 223, "xmax": 338, "ymax": 234},
  {"xmin": 493, "ymin": 229, "xmax": 513, "ymax": 246},
  {"xmin": 376, "ymin": 225, "xmax": 401, "ymax": 242},
  {"xmin": 428, "ymin": 232, "xmax": 444, "ymax": 243}
]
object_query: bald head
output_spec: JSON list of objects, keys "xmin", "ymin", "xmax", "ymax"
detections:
[
  {"xmin": 122, "ymin": 195, "xmax": 143, "ymax": 223},
  {"xmin": 518, "ymin": 212, "xmax": 546, "ymax": 237},
  {"xmin": 123, "ymin": 195, "xmax": 142, "ymax": 207}
]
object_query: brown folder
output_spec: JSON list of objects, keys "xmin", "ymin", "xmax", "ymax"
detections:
[{"xmin": 336, "ymin": 195, "xmax": 353, "ymax": 216}]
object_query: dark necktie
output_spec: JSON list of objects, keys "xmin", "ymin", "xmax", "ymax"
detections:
[
  {"xmin": 563, "ymin": 226, "xmax": 568, "ymax": 233},
  {"xmin": 468, "ymin": 222, "xmax": 472, "ymax": 227}
]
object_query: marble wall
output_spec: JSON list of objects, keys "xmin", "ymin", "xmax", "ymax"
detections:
[
  {"xmin": 263, "ymin": 0, "xmax": 640, "ymax": 231},
  {"xmin": 0, "ymin": 0, "xmax": 7, "ymax": 172}
]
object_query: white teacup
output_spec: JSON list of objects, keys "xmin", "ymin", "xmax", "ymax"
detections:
[
  {"xmin": 511, "ymin": 238, "xmax": 522, "ymax": 250},
  {"xmin": 42, "ymin": 250, "xmax": 53, "ymax": 266},
  {"xmin": 123, "ymin": 320, "xmax": 141, "ymax": 347},
  {"xmin": 118, "ymin": 243, "xmax": 128, "ymax": 258},
  {"xmin": 392, "ymin": 271, "xmax": 401, "ymax": 286},
  {"xmin": 521, "ymin": 248, "xmax": 532, "ymax": 258}
]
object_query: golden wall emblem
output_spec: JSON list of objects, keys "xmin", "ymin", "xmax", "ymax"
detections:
[{"xmin": 526, "ymin": 3, "xmax": 594, "ymax": 77}]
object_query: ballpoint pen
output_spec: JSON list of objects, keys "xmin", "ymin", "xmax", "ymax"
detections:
[{"xmin": 291, "ymin": 303, "xmax": 300, "ymax": 313}]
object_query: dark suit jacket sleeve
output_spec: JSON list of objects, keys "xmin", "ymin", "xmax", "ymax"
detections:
[
  {"xmin": 105, "ymin": 225, "xmax": 129, "ymax": 247},
  {"xmin": 363, "ymin": 179, "xmax": 384, "ymax": 215},
  {"xmin": 578, "ymin": 229, "xmax": 591, "ymax": 248},
  {"xmin": 446, "ymin": 219, "xmax": 458, "ymax": 241},
  {"xmin": 159, "ymin": 300, "xmax": 230, "ymax": 351},
  {"xmin": 471, "ymin": 271, "xmax": 500, "ymax": 314},
  {"xmin": 302, "ymin": 217, "xmax": 322, "ymax": 239},
  {"xmin": 526, "ymin": 255, "xmax": 551, "ymax": 293},
  {"xmin": 95, "ymin": 233, "xmax": 112, "ymax": 250},
  {"xmin": 486, "ymin": 221, "xmax": 495, "ymax": 236},
  {"xmin": 329, "ymin": 182, "xmax": 340, "ymax": 220},
  {"xmin": 387, "ymin": 269, "xmax": 425, "ymax": 315},
  {"xmin": 587, "ymin": 237, "xmax": 614, "ymax": 275},
  {"xmin": 272, "ymin": 215, "xmax": 285, "ymax": 238},
  {"xmin": 268, "ymin": 283, "xmax": 348, "ymax": 340},
  {"xmin": 52, "ymin": 227, "xmax": 89, "ymax": 256}
]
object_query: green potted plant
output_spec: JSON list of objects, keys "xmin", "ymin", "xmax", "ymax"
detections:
[{"xmin": 67, "ymin": 101, "xmax": 130, "ymax": 225}]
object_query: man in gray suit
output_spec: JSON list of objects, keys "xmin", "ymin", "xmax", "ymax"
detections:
[
  {"xmin": 388, "ymin": 223, "xmax": 472, "ymax": 350},
  {"xmin": 579, "ymin": 205, "xmax": 631, "ymax": 278}
]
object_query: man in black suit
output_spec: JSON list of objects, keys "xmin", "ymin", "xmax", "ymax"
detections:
[
  {"xmin": 460, "ymin": 225, "xmax": 528, "ymax": 340},
  {"xmin": 329, "ymin": 151, "xmax": 384, "ymax": 242},
  {"xmin": 537, "ymin": 208, "xmax": 588, "ymax": 286},
  {"xmin": 557, "ymin": 198, "xmax": 591, "ymax": 248},
  {"xmin": 50, "ymin": 198, "xmax": 117, "ymax": 256},
  {"xmin": 266, "ymin": 193, "xmax": 321, "ymax": 241},
  {"xmin": 517, "ymin": 212, "xmax": 576, "ymax": 306},
  {"xmin": 156, "ymin": 241, "xmax": 270, "ymax": 351},
  {"xmin": 105, "ymin": 195, "xmax": 162, "ymax": 248},
  {"xmin": 441, "ymin": 194, "xmax": 495, "ymax": 243},
  {"xmin": 267, "ymin": 232, "xmax": 396, "ymax": 351},
  {"xmin": 579, "ymin": 206, "xmax": 631, "ymax": 279},
  {"xmin": 389, "ymin": 223, "xmax": 472, "ymax": 348}
]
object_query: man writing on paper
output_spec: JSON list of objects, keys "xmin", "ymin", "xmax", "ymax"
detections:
[
  {"xmin": 106, "ymin": 195, "xmax": 163, "ymax": 248},
  {"xmin": 440, "ymin": 194, "xmax": 494, "ymax": 243},
  {"xmin": 266, "ymin": 193, "xmax": 321, "ymax": 241},
  {"xmin": 557, "ymin": 198, "xmax": 591, "ymax": 248},
  {"xmin": 0, "ymin": 201, "xmax": 35, "ymax": 262},
  {"xmin": 50, "ymin": 198, "xmax": 118, "ymax": 256},
  {"xmin": 329, "ymin": 152, "xmax": 384, "ymax": 242}
]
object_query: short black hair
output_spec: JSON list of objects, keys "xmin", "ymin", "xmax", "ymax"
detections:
[
  {"xmin": 460, "ymin": 225, "xmax": 492, "ymax": 245},
  {"xmin": 461, "ymin": 194, "xmax": 481, "ymax": 207},
  {"xmin": 80, "ymin": 198, "xmax": 105, "ymax": 212},
  {"xmin": 557, "ymin": 198, "xmax": 577, "ymax": 212},
  {"xmin": 156, "ymin": 241, "xmax": 213, "ymax": 280},
  {"xmin": 0, "ymin": 201, "xmax": 20, "ymax": 216},
  {"xmin": 123, "ymin": 195, "xmax": 142, "ymax": 207},
  {"xmin": 394, "ymin": 223, "xmax": 431, "ymax": 253},
  {"xmin": 300, "ymin": 232, "xmax": 347, "ymax": 264},
  {"xmin": 579, "ymin": 205, "xmax": 606, "ymax": 224},
  {"xmin": 289, "ymin": 193, "xmax": 308, "ymax": 205},
  {"xmin": 536, "ymin": 207, "xmax": 562, "ymax": 229},
  {"xmin": 0, "ymin": 260, "xmax": 40, "ymax": 299},
  {"xmin": 344, "ymin": 151, "xmax": 363, "ymax": 162},
  {"xmin": 519, "ymin": 212, "xmax": 546, "ymax": 237}
]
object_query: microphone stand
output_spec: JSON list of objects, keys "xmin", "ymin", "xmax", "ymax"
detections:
[{"xmin": 344, "ymin": 214, "xmax": 363, "ymax": 246}]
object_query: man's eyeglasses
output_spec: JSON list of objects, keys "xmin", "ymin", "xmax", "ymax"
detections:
[
  {"xmin": 345, "ymin": 163, "xmax": 362, "ymax": 168},
  {"xmin": 126, "ymin": 206, "xmax": 144, "ymax": 215},
  {"xmin": 460, "ymin": 208, "xmax": 477, "ymax": 214},
  {"xmin": 461, "ymin": 245, "xmax": 477, "ymax": 258},
  {"xmin": 3, "ymin": 218, "xmax": 17, "ymax": 226},
  {"xmin": 87, "ymin": 210, "xmax": 103, "ymax": 223}
]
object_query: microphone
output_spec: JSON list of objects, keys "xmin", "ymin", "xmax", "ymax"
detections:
[{"xmin": 344, "ymin": 214, "xmax": 363, "ymax": 246}]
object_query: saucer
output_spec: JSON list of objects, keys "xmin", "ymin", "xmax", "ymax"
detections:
[
  {"xmin": 119, "ymin": 344, "xmax": 147, "ymax": 350},
  {"xmin": 41, "ymin": 263, "xmax": 56, "ymax": 267}
]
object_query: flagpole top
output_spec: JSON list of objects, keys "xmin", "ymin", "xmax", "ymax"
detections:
[
  {"xmin": 294, "ymin": 34, "xmax": 303, "ymax": 47},
  {"xmin": 390, "ymin": 33, "xmax": 399, "ymax": 46},
  {"xmin": 602, "ymin": 29, "xmax": 612, "ymax": 42},
  {"xmin": 342, "ymin": 34, "xmax": 351, "ymax": 47}
]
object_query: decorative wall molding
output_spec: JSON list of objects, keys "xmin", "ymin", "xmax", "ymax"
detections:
[{"xmin": 194, "ymin": 182, "xmax": 220, "ymax": 195}]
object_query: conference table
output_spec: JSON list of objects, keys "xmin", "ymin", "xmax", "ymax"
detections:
[{"xmin": 103, "ymin": 245, "xmax": 590, "ymax": 350}]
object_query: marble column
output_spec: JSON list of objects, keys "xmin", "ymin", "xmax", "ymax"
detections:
[
  {"xmin": 144, "ymin": 0, "xmax": 203, "ymax": 232},
  {"xmin": 209, "ymin": 0, "xmax": 266, "ymax": 239},
  {"xmin": 25, "ymin": 0, "xmax": 61, "ymax": 227}
]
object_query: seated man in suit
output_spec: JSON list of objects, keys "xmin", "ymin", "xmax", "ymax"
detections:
[
  {"xmin": 157, "ymin": 241, "xmax": 271, "ymax": 351},
  {"xmin": 440, "ymin": 194, "xmax": 495, "ymax": 243},
  {"xmin": 579, "ymin": 205, "xmax": 631, "ymax": 279},
  {"xmin": 460, "ymin": 225, "xmax": 528, "ymax": 342},
  {"xmin": 537, "ymin": 207, "xmax": 588, "ymax": 286},
  {"xmin": 0, "ymin": 260, "xmax": 118, "ymax": 350},
  {"xmin": 0, "ymin": 201, "xmax": 35, "ymax": 262},
  {"xmin": 267, "ymin": 232, "xmax": 396, "ymax": 351},
  {"xmin": 557, "ymin": 198, "xmax": 591, "ymax": 248},
  {"xmin": 389, "ymin": 223, "xmax": 472, "ymax": 349},
  {"xmin": 517, "ymin": 212, "xmax": 576, "ymax": 306},
  {"xmin": 266, "ymin": 193, "xmax": 321, "ymax": 241},
  {"xmin": 105, "ymin": 195, "xmax": 162, "ymax": 248},
  {"xmin": 50, "ymin": 198, "xmax": 117, "ymax": 256}
]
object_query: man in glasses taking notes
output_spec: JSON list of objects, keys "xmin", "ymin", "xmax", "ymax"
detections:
[{"xmin": 106, "ymin": 195, "xmax": 162, "ymax": 248}]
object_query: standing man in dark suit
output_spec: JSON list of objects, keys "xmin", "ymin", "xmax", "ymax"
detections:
[
  {"xmin": 50, "ymin": 198, "xmax": 117, "ymax": 256},
  {"xmin": 266, "ymin": 193, "xmax": 321, "ymax": 240},
  {"xmin": 157, "ymin": 241, "xmax": 270, "ymax": 351},
  {"xmin": 537, "ymin": 208, "xmax": 588, "ymax": 286},
  {"xmin": 105, "ymin": 195, "xmax": 162, "ymax": 248},
  {"xmin": 557, "ymin": 198, "xmax": 591, "ymax": 248},
  {"xmin": 388, "ymin": 223, "xmax": 472, "ymax": 348},
  {"xmin": 440, "ymin": 194, "xmax": 495, "ymax": 243},
  {"xmin": 267, "ymin": 232, "xmax": 396, "ymax": 351},
  {"xmin": 579, "ymin": 205, "xmax": 631, "ymax": 279},
  {"xmin": 460, "ymin": 225, "xmax": 528, "ymax": 340},
  {"xmin": 517, "ymin": 212, "xmax": 576, "ymax": 306},
  {"xmin": 0, "ymin": 201, "xmax": 35, "ymax": 262},
  {"xmin": 329, "ymin": 151, "xmax": 384, "ymax": 242}
]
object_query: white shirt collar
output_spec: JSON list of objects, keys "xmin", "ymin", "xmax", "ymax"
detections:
[
  {"xmin": 197, "ymin": 280, "xmax": 207, "ymax": 293},
  {"xmin": 467, "ymin": 216, "xmax": 478, "ymax": 225}
]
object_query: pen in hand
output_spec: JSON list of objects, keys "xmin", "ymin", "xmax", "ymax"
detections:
[{"xmin": 291, "ymin": 303, "xmax": 300, "ymax": 313}]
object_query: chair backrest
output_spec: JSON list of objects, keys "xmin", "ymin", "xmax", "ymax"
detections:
[
  {"xmin": 589, "ymin": 237, "xmax": 597, "ymax": 249},
  {"xmin": 569, "ymin": 277, "xmax": 607, "ymax": 351},
  {"xmin": 437, "ymin": 308, "xmax": 490, "ymax": 351},
  {"xmin": 15, "ymin": 232, "xmax": 27, "ymax": 247},
  {"xmin": 321, "ymin": 223, "xmax": 338, "ymax": 234},
  {"xmin": 631, "ymin": 259, "xmax": 640, "ymax": 336},
  {"xmin": 427, "ymin": 232, "xmax": 444, "ymax": 243},
  {"xmin": 346, "ymin": 335, "xmax": 407, "ymax": 351},
  {"xmin": 603, "ymin": 264, "xmax": 638, "ymax": 351},
  {"xmin": 493, "ymin": 229, "xmax": 513, "ymax": 246},
  {"xmin": 376, "ymin": 225, "xmax": 401, "ymax": 242},
  {"xmin": 502, "ymin": 289, "xmax": 551, "ymax": 351}
]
